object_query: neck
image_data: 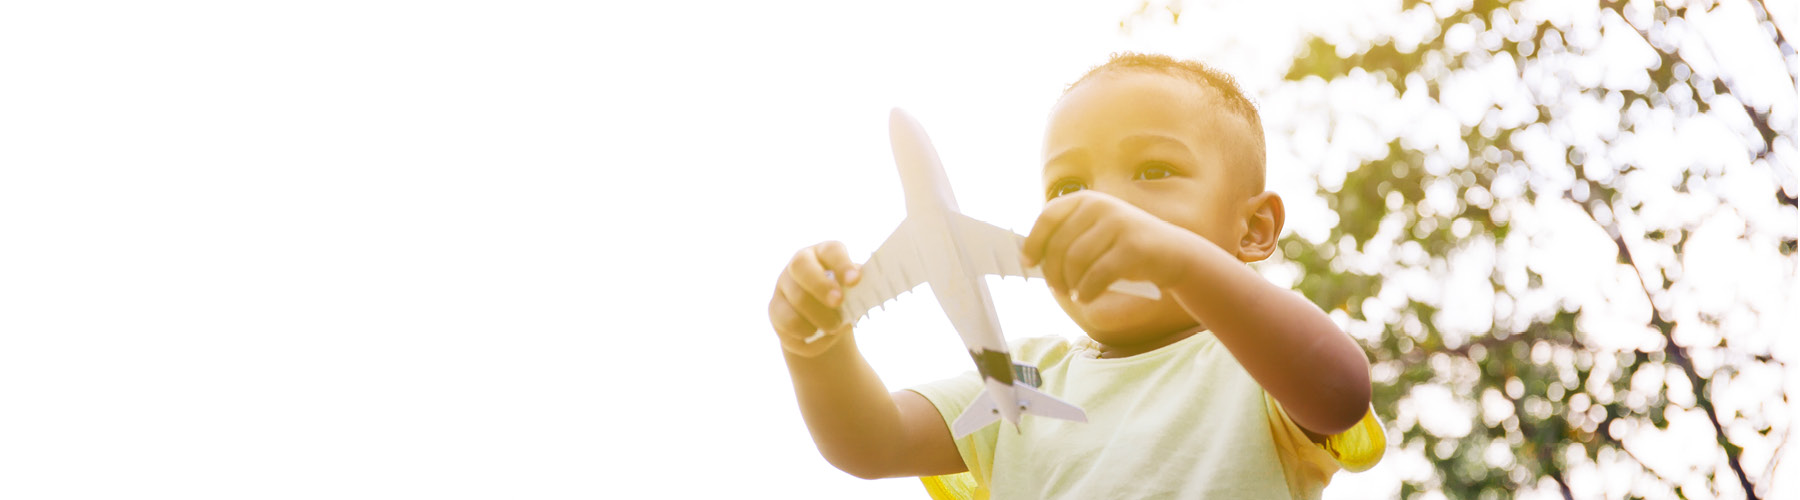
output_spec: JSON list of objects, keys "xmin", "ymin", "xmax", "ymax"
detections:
[{"xmin": 1095, "ymin": 322, "xmax": 1207, "ymax": 359}]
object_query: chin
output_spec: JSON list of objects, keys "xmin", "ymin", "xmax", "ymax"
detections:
[{"xmin": 1056, "ymin": 290, "xmax": 1191, "ymax": 344}]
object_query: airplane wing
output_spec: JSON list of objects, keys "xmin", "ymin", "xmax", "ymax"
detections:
[
  {"xmin": 804, "ymin": 213, "xmax": 1163, "ymax": 344},
  {"xmin": 949, "ymin": 213, "xmax": 1032, "ymax": 279},
  {"xmin": 804, "ymin": 219, "xmax": 931, "ymax": 343},
  {"xmin": 949, "ymin": 213, "xmax": 1162, "ymax": 300}
]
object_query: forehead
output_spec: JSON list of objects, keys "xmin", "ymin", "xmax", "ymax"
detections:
[{"xmin": 1043, "ymin": 71, "xmax": 1250, "ymax": 168}]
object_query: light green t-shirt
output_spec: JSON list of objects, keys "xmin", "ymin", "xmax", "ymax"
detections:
[{"xmin": 908, "ymin": 331, "xmax": 1384, "ymax": 500}]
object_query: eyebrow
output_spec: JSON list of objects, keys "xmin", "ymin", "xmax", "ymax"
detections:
[
  {"xmin": 1118, "ymin": 133, "xmax": 1192, "ymax": 155},
  {"xmin": 1043, "ymin": 146, "xmax": 1086, "ymax": 170},
  {"xmin": 1043, "ymin": 133, "xmax": 1193, "ymax": 176}
]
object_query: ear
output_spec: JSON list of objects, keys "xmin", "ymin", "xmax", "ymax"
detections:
[{"xmin": 1236, "ymin": 191, "xmax": 1284, "ymax": 262}]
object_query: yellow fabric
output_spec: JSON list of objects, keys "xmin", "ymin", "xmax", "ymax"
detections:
[
  {"xmin": 1324, "ymin": 402, "xmax": 1386, "ymax": 472},
  {"xmin": 907, "ymin": 333, "xmax": 1385, "ymax": 500},
  {"xmin": 918, "ymin": 472, "xmax": 983, "ymax": 500}
]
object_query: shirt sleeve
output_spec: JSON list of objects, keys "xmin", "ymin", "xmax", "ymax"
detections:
[
  {"xmin": 1320, "ymin": 405, "xmax": 1386, "ymax": 472},
  {"xmin": 1263, "ymin": 393, "xmax": 1387, "ymax": 495},
  {"xmin": 906, "ymin": 371, "xmax": 994, "ymax": 500},
  {"xmin": 904, "ymin": 336, "xmax": 1071, "ymax": 500}
]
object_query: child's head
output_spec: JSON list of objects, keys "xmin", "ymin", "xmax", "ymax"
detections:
[{"xmin": 1043, "ymin": 52, "xmax": 1284, "ymax": 342}]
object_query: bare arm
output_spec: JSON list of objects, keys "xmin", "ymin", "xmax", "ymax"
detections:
[
  {"xmin": 1161, "ymin": 239, "xmax": 1371, "ymax": 435},
  {"xmin": 780, "ymin": 335, "xmax": 966, "ymax": 479},
  {"xmin": 1023, "ymin": 191, "xmax": 1371, "ymax": 435},
  {"xmin": 769, "ymin": 242, "xmax": 965, "ymax": 479}
]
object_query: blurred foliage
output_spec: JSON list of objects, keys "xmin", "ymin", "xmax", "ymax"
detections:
[{"xmin": 1138, "ymin": 0, "xmax": 1797, "ymax": 498}]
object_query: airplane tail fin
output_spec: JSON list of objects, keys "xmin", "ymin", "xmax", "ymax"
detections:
[
  {"xmin": 1016, "ymin": 384, "xmax": 1087, "ymax": 423},
  {"xmin": 949, "ymin": 384, "xmax": 1087, "ymax": 438},
  {"xmin": 950, "ymin": 388, "xmax": 998, "ymax": 438}
]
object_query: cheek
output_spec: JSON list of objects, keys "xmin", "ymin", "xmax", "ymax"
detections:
[
  {"xmin": 1131, "ymin": 189, "xmax": 1212, "ymax": 230},
  {"xmin": 1198, "ymin": 197, "xmax": 1243, "ymax": 242},
  {"xmin": 1135, "ymin": 187, "xmax": 1239, "ymax": 247}
]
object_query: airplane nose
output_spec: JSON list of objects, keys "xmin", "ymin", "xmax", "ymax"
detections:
[{"xmin": 890, "ymin": 107, "xmax": 918, "ymax": 131}]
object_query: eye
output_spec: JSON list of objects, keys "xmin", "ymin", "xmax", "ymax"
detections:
[
  {"xmin": 1136, "ymin": 163, "xmax": 1177, "ymax": 180},
  {"xmin": 1047, "ymin": 179, "xmax": 1086, "ymax": 200}
]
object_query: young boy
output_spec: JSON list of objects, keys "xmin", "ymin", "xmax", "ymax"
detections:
[{"xmin": 767, "ymin": 53, "xmax": 1385, "ymax": 499}]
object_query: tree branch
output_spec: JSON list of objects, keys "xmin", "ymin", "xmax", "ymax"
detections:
[
  {"xmin": 1564, "ymin": 189, "xmax": 1761, "ymax": 499},
  {"xmin": 1744, "ymin": 0, "xmax": 1799, "ymax": 89},
  {"xmin": 1604, "ymin": 2, "xmax": 1795, "ymax": 207}
]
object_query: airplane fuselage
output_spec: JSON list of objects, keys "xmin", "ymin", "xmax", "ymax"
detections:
[{"xmin": 890, "ymin": 116, "xmax": 1027, "ymax": 428}]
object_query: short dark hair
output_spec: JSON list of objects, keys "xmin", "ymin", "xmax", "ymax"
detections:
[{"xmin": 1064, "ymin": 52, "xmax": 1266, "ymax": 193}]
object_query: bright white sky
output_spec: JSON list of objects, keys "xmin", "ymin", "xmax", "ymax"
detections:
[{"xmin": 1, "ymin": 1, "xmax": 1793, "ymax": 499}]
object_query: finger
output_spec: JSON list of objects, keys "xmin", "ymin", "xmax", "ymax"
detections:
[
  {"xmin": 1074, "ymin": 250, "xmax": 1128, "ymax": 303},
  {"xmin": 769, "ymin": 284, "xmax": 814, "ymax": 338},
  {"xmin": 789, "ymin": 247, "xmax": 843, "ymax": 308},
  {"xmin": 1043, "ymin": 201, "xmax": 1107, "ymax": 292},
  {"xmin": 784, "ymin": 321, "xmax": 852, "ymax": 357},
  {"xmin": 1023, "ymin": 193, "xmax": 1090, "ymax": 267},
  {"xmin": 779, "ymin": 271, "xmax": 845, "ymax": 331},
  {"xmin": 1061, "ymin": 225, "xmax": 1119, "ymax": 297},
  {"xmin": 814, "ymin": 241, "xmax": 860, "ymax": 286}
]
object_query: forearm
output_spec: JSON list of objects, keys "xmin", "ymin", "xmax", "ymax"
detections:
[
  {"xmin": 782, "ymin": 331, "xmax": 909, "ymax": 478},
  {"xmin": 1168, "ymin": 244, "xmax": 1371, "ymax": 434}
]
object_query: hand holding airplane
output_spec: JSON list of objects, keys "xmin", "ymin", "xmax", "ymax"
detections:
[{"xmin": 803, "ymin": 109, "xmax": 1163, "ymax": 437}]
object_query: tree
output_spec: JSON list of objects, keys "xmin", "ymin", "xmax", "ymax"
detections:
[{"xmin": 1133, "ymin": 0, "xmax": 1795, "ymax": 498}]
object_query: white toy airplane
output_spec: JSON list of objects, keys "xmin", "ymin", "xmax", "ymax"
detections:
[{"xmin": 804, "ymin": 108, "xmax": 1162, "ymax": 437}]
